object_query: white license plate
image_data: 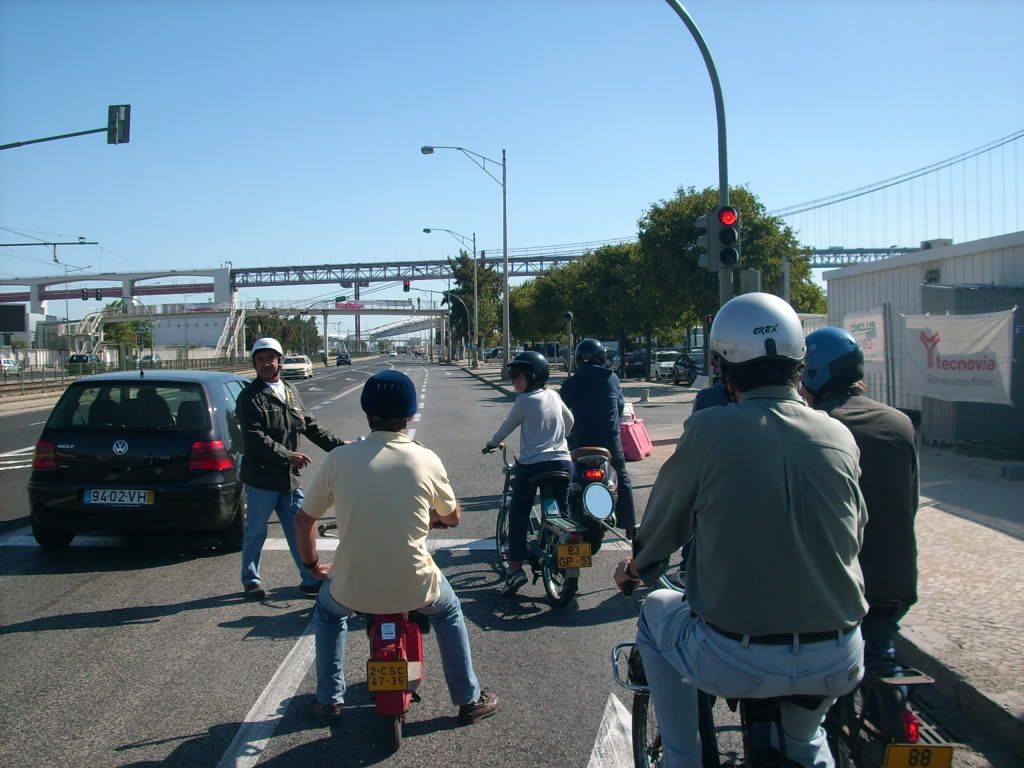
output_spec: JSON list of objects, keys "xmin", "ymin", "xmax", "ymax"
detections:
[{"xmin": 85, "ymin": 489, "xmax": 155, "ymax": 506}]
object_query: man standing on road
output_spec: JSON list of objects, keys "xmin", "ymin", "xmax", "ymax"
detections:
[
  {"xmin": 615, "ymin": 293, "xmax": 867, "ymax": 767},
  {"xmin": 295, "ymin": 370, "xmax": 498, "ymax": 725},
  {"xmin": 801, "ymin": 327, "xmax": 919, "ymax": 680},
  {"xmin": 558, "ymin": 338, "xmax": 636, "ymax": 539},
  {"xmin": 235, "ymin": 337, "xmax": 347, "ymax": 600}
]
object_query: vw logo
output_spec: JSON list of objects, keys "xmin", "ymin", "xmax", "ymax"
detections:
[{"xmin": 112, "ymin": 440, "xmax": 129, "ymax": 456}]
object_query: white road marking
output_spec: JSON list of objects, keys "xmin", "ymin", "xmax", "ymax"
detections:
[
  {"xmin": 0, "ymin": 446, "xmax": 35, "ymax": 456},
  {"xmin": 215, "ymin": 621, "xmax": 316, "ymax": 768},
  {"xmin": 587, "ymin": 693, "xmax": 634, "ymax": 768},
  {"xmin": 412, "ymin": 413, "xmax": 422, "ymax": 422}
]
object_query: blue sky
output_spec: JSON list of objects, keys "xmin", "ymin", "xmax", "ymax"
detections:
[{"xmin": 2, "ymin": 0, "xmax": 1022, "ymax": 328}]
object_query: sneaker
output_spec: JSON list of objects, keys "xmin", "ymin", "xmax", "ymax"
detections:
[
  {"xmin": 501, "ymin": 569, "xmax": 527, "ymax": 596},
  {"xmin": 458, "ymin": 690, "xmax": 498, "ymax": 725},
  {"xmin": 243, "ymin": 583, "xmax": 266, "ymax": 600},
  {"xmin": 299, "ymin": 582, "xmax": 323, "ymax": 597},
  {"xmin": 307, "ymin": 698, "xmax": 344, "ymax": 723}
]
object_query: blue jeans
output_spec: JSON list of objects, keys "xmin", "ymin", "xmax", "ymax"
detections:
[
  {"xmin": 508, "ymin": 459, "xmax": 571, "ymax": 563},
  {"xmin": 636, "ymin": 590, "xmax": 864, "ymax": 768},
  {"xmin": 314, "ymin": 573, "xmax": 481, "ymax": 707},
  {"xmin": 241, "ymin": 485, "xmax": 314, "ymax": 588}
]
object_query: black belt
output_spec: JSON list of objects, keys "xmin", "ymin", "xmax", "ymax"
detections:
[{"xmin": 693, "ymin": 612, "xmax": 857, "ymax": 645}]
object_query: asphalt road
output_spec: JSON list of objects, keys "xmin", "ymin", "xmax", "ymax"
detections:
[{"xmin": 0, "ymin": 358, "xmax": 1016, "ymax": 767}]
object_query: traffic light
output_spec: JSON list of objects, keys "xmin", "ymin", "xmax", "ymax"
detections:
[
  {"xmin": 80, "ymin": 288, "xmax": 89, "ymax": 301},
  {"xmin": 715, "ymin": 206, "xmax": 741, "ymax": 268},
  {"xmin": 694, "ymin": 212, "xmax": 717, "ymax": 269},
  {"xmin": 95, "ymin": 289, "xmax": 102, "ymax": 300},
  {"xmin": 402, "ymin": 280, "xmax": 410, "ymax": 293},
  {"xmin": 107, "ymin": 105, "xmax": 131, "ymax": 144}
]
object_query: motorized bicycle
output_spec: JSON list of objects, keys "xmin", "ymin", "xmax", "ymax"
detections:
[
  {"xmin": 825, "ymin": 652, "xmax": 955, "ymax": 768},
  {"xmin": 365, "ymin": 610, "xmax": 429, "ymax": 752},
  {"xmin": 567, "ymin": 446, "xmax": 619, "ymax": 554},
  {"xmin": 489, "ymin": 442, "xmax": 614, "ymax": 606},
  {"xmin": 612, "ymin": 556, "xmax": 842, "ymax": 767}
]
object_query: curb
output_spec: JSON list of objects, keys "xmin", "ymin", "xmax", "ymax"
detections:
[{"xmin": 895, "ymin": 634, "xmax": 1024, "ymax": 758}]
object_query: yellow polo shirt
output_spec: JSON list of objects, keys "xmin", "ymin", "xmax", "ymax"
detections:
[{"xmin": 302, "ymin": 431, "xmax": 457, "ymax": 614}]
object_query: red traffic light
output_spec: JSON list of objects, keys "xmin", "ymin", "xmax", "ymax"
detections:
[
  {"xmin": 718, "ymin": 206, "xmax": 738, "ymax": 226},
  {"xmin": 402, "ymin": 280, "xmax": 411, "ymax": 292}
]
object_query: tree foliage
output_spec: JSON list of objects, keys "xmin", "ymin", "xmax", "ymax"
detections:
[{"xmin": 243, "ymin": 314, "xmax": 322, "ymax": 354}]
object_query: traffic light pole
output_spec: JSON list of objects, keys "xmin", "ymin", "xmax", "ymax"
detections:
[{"xmin": 662, "ymin": 1, "xmax": 733, "ymax": 307}]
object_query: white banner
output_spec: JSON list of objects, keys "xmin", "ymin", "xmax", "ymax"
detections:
[
  {"xmin": 903, "ymin": 310, "xmax": 1014, "ymax": 405},
  {"xmin": 842, "ymin": 309, "xmax": 886, "ymax": 362}
]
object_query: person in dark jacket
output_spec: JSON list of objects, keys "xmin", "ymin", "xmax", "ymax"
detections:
[
  {"xmin": 801, "ymin": 327, "xmax": 919, "ymax": 677},
  {"xmin": 692, "ymin": 354, "xmax": 732, "ymax": 412},
  {"xmin": 236, "ymin": 337, "xmax": 347, "ymax": 600},
  {"xmin": 558, "ymin": 339, "xmax": 636, "ymax": 538}
]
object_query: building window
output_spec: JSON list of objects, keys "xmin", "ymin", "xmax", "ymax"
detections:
[{"xmin": 924, "ymin": 268, "xmax": 940, "ymax": 284}]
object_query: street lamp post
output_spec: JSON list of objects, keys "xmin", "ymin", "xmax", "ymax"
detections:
[
  {"xmin": 423, "ymin": 227, "xmax": 478, "ymax": 367},
  {"xmin": 420, "ymin": 144, "xmax": 509, "ymax": 374},
  {"xmin": 564, "ymin": 311, "xmax": 574, "ymax": 374}
]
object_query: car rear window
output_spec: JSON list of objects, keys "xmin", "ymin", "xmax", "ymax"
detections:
[
  {"xmin": 283, "ymin": 357, "xmax": 305, "ymax": 364},
  {"xmin": 48, "ymin": 382, "xmax": 210, "ymax": 431}
]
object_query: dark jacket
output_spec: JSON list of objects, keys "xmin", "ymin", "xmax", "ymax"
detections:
[
  {"xmin": 819, "ymin": 394, "xmax": 919, "ymax": 607},
  {"xmin": 235, "ymin": 378, "xmax": 344, "ymax": 492},
  {"xmin": 558, "ymin": 363, "xmax": 624, "ymax": 451},
  {"xmin": 693, "ymin": 380, "xmax": 731, "ymax": 412}
]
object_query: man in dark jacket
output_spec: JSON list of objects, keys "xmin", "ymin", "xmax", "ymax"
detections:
[
  {"xmin": 558, "ymin": 339, "xmax": 636, "ymax": 539},
  {"xmin": 801, "ymin": 327, "xmax": 919, "ymax": 677},
  {"xmin": 236, "ymin": 337, "xmax": 347, "ymax": 599}
]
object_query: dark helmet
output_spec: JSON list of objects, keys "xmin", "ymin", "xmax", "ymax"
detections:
[
  {"xmin": 575, "ymin": 338, "xmax": 607, "ymax": 366},
  {"xmin": 508, "ymin": 350, "xmax": 550, "ymax": 389},
  {"xmin": 360, "ymin": 370, "xmax": 418, "ymax": 419},
  {"xmin": 802, "ymin": 327, "xmax": 864, "ymax": 395}
]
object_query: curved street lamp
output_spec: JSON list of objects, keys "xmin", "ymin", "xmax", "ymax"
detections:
[
  {"xmin": 423, "ymin": 227, "xmax": 479, "ymax": 367},
  {"xmin": 420, "ymin": 144, "xmax": 509, "ymax": 374}
]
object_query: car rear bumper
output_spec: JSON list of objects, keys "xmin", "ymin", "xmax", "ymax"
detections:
[{"xmin": 28, "ymin": 481, "xmax": 238, "ymax": 534}]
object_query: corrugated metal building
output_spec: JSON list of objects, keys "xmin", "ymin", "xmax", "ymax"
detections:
[{"xmin": 822, "ymin": 231, "xmax": 1024, "ymax": 445}]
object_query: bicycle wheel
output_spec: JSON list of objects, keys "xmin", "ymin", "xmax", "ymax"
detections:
[
  {"xmin": 632, "ymin": 692, "xmax": 662, "ymax": 768},
  {"xmin": 540, "ymin": 530, "xmax": 578, "ymax": 606},
  {"xmin": 494, "ymin": 493, "xmax": 510, "ymax": 573}
]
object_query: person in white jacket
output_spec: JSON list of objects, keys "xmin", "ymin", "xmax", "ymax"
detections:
[{"xmin": 484, "ymin": 351, "xmax": 574, "ymax": 595}]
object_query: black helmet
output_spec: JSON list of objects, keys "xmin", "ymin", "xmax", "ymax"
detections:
[
  {"xmin": 508, "ymin": 350, "xmax": 550, "ymax": 389},
  {"xmin": 574, "ymin": 338, "xmax": 606, "ymax": 366}
]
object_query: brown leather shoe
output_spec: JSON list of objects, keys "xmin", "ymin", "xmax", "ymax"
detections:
[
  {"xmin": 307, "ymin": 699, "xmax": 344, "ymax": 723},
  {"xmin": 458, "ymin": 690, "xmax": 498, "ymax": 725}
]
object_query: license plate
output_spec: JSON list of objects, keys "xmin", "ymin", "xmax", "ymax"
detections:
[
  {"xmin": 367, "ymin": 660, "xmax": 409, "ymax": 692},
  {"xmin": 85, "ymin": 489, "xmax": 155, "ymax": 506},
  {"xmin": 556, "ymin": 542, "xmax": 592, "ymax": 569},
  {"xmin": 884, "ymin": 745, "xmax": 954, "ymax": 768}
]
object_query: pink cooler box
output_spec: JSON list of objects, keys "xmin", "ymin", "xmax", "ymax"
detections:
[{"xmin": 620, "ymin": 418, "xmax": 653, "ymax": 461}]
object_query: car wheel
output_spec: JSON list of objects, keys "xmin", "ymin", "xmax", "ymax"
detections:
[
  {"xmin": 220, "ymin": 491, "xmax": 246, "ymax": 551},
  {"xmin": 31, "ymin": 518, "xmax": 74, "ymax": 549}
]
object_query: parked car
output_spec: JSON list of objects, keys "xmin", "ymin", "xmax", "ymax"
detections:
[
  {"xmin": 27, "ymin": 370, "xmax": 251, "ymax": 549},
  {"xmin": 67, "ymin": 353, "xmax": 102, "ymax": 376},
  {"xmin": 280, "ymin": 354, "xmax": 313, "ymax": 379},
  {"xmin": 619, "ymin": 350, "xmax": 648, "ymax": 379},
  {"xmin": 671, "ymin": 352, "xmax": 705, "ymax": 386},
  {"xmin": 1, "ymin": 357, "xmax": 20, "ymax": 375},
  {"xmin": 484, "ymin": 347, "xmax": 503, "ymax": 360},
  {"xmin": 335, "ymin": 351, "xmax": 352, "ymax": 365},
  {"xmin": 650, "ymin": 350, "xmax": 681, "ymax": 381},
  {"xmin": 140, "ymin": 354, "xmax": 162, "ymax": 368}
]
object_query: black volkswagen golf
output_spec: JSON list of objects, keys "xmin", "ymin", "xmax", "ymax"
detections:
[{"xmin": 28, "ymin": 369, "xmax": 251, "ymax": 550}]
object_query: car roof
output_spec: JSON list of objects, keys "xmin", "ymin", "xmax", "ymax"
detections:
[{"xmin": 76, "ymin": 370, "xmax": 250, "ymax": 384}]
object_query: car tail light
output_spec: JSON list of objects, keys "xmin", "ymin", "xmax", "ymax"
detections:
[
  {"xmin": 901, "ymin": 708, "xmax": 920, "ymax": 743},
  {"xmin": 582, "ymin": 468, "xmax": 605, "ymax": 481},
  {"xmin": 32, "ymin": 439, "xmax": 57, "ymax": 470},
  {"xmin": 188, "ymin": 440, "xmax": 235, "ymax": 471}
]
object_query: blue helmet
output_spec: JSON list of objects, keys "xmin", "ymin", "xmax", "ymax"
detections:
[
  {"xmin": 360, "ymin": 370, "xmax": 418, "ymax": 419},
  {"xmin": 802, "ymin": 327, "xmax": 864, "ymax": 395}
]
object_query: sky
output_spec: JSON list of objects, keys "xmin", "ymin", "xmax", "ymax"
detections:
[{"xmin": 2, "ymin": 0, "xmax": 1022, "ymax": 331}]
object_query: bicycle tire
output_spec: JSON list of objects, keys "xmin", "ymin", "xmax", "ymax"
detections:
[
  {"xmin": 632, "ymin": 692, "xmax": 662, "ymax": 768},
  {"xmin": 389, "ymin": 714, "xmax": 403, "ymax": 752},
  {"xmin": 495, "ymin": 493, "xmax": 510, "ymax": 573}
]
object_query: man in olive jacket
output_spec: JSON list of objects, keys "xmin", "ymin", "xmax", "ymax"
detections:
[{"xmin": 236, "ymin": 337, "xmax": 346, "ymax": 599}]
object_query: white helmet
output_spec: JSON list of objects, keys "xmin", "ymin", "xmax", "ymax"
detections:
[
  {"xmin": 251, "ymin": 337, "xmax": 283, "ymax": 358},
  {"xmin": 709, "ymin": 292, "xmax": 805, "ymax": 365}
]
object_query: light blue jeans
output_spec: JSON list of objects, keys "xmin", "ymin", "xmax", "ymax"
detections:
[
  {"xmin": 240, "ymin": 486, "xmax": 314, "ymax": 588},
  {"xmin": 637, "ymin": 590, "xmax": 864, "ymax": 768},
  {"xmin": 314, "ymin": 573, "xmax": 481, "ymax": 708}
]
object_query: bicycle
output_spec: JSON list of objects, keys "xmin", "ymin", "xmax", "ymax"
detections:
[{"xmin": 488, "ymin": 443, "xmax": 593, "ymax": 606}]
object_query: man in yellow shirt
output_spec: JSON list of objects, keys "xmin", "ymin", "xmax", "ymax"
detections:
[{"xmin": 295, "ymin": 370, "xmax": 498, "ymax": 726}]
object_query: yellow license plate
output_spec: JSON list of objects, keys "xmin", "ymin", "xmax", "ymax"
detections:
[
  {"xmin": 884, "ymin": 744, "xmax": 954, "ymax": 768},
  {"xmin": 367, "ymin": 660, "xmax": 409, "ymax": 692},
  {"xmin": 556, "ymin": 542, "xmax": 592, "ymax": 569}
]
